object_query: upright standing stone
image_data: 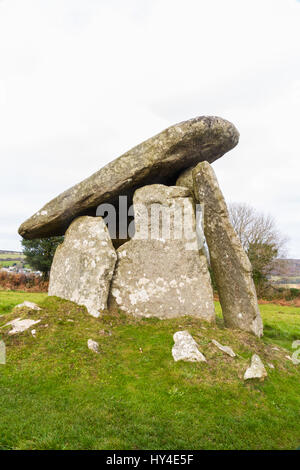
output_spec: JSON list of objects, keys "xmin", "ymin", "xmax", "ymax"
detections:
[
  {"xmin": 192, "ymin": 162, "xmax": 263, "ymax": 337},
  {"xmin": 110, "ymin": 184, "xmax": 215, "ymax": 321},
  {"xmin": 172, "ymin": 331, "xmax": 207, "ymax": 362},
  {"xmin": 48, "ymin": 216, "xmax": 117, "ymax": 317}
]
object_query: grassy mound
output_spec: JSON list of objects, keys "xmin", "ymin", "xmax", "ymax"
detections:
[{"xmin": 0, "ymin": 291, "xmax": 300, "ymax": 450}]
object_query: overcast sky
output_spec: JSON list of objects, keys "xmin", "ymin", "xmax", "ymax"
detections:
[{"xmin": 0, "ymin": 0, "xmax": 299, "ymax": 257}]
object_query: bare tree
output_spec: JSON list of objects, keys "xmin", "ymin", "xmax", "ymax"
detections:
[{"xmin": 228, "ymin": 202, "xmax": 288, "ymax": 283}]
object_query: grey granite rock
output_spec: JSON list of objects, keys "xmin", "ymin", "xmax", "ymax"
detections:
[
  {"xmin": 193, "ymin": 162, "xmax": 263, "ymax": 337},
  {"xmin": 48, "ymin": 216, "xmax": 117, "ymax": 317}
]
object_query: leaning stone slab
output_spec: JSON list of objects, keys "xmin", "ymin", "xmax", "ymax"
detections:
[
  {"xmin": 211, "ymin": 339, "xmax": 236, "ymax": 358},
  {"xmin": 172, "ymin": 331, "xmax": 206, "ymax": 362},
  {"xmin": 244, "ymin": 354, "xmax": 267, "ymax": 380},
  {"xmin": 193, "ymin": 162, "xmax": 263, "ymax": 337},
  {"xmin": 4, "ymin": 318, "xmax": 41, "ymax": 335},
  {"xmin": 19, "ymin": 116, "xmax": 239, "ymax": 240},
  {"xmin": 48, "ymin": 216, "xmax": 117, "ymax": 317},
  {"xmin": 110, "ymin": 184, "xmax": 215, "ymax": 321}
]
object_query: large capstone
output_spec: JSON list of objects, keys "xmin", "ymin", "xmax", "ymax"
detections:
[
  {"xmin": 19, "ymin": 116, "xmax": 239, "ymax": 240},
  {"xmin": 192, "ymin": 162, "xmax": 263, "ymax": 337},
  {"xmin": 48, "ymin": 216, "xmax": 117, "ymax": 317},
  {"xmin": 110, "ymin": 184, "xmax": 215, "ymax": 321}
]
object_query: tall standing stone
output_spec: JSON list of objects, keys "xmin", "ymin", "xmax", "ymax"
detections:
[
  {"xmin": 110, "ymin": 184, "xmax": 215, "ymax": 321},
  {"xmin": 48, "ymin": 216, "xmax": 117, "ymax": 317},
  {"xmin": 192, "ymin": 162, "xmax": 263, "ymax": 337},
  {"xmin": 19, "ymin": 116, "xmax": 239, "ymax": 240}
]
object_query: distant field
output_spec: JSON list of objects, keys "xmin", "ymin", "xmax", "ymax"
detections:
[
  {"xmin": 275, "ymin": 284, "xmax": 300, "ymax": 289},
  {"xmin": 0, "ymin": 251, "xmax": 24, "ymax": 260}
]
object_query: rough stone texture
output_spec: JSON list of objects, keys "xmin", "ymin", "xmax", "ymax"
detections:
[
  {"xmin": 110, "ymin": 184, "xmax": 215, "ymax": 321},
  {"xmin": 176, "ymin": 166, "xmax": 195, "ymax": 193},
  {"xmin": 211, "ymin": 339, "xmax": 236, "ymax": 358},
  {"xmin": 4, "ymin": 318, "xmax": 41, "ymax": 335},
  {"xmin": 14, "ymin": 301, "xmax": 41, "ymax": 311},
  {"xmin": 172, "ymin": 331, "xmax": 206, "ymax": 362},
  {"xmin": 48, "ymin": 216, "xmax": 117, "ymax": 317},
  {"xmin": 87, "ymin": 339, "xmax": 99, "ymax": 353},
  {"xmin": 0, "ymin": 340, "xmax": 5, "ymax": 364},
  {"xmin": 19, "ymin": 116, "xmax": 239, "ymax": 240},
  {"xmin": 193, "ymin": 162, "xmax": 263, "ymax": 337},
  {"xmin": 244, "ymin": 354, "xmax": 267, "ymax": 380}
]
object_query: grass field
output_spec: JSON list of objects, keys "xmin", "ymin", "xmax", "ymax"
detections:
[
  {"xmin": 0, "ymin": 291, "xmax": 47, "ymax": 314},
  {"xmin": 0, "ymin": 291, "xmax": 300, "ymax": 450}
]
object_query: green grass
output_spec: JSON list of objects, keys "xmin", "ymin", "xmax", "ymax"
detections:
[
  {"xmin": 0, "ymin": 261, "xmax": 16, "ymax": 267},
  {"xmin": 0, "ymin": 260, "xmax": 23, "ymax": 268},
  {"xmin": 0, "ymin": 292, "xmax": 299, "ymax": 450}
]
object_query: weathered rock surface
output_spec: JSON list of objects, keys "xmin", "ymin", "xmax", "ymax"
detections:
[
  {"xmin": 48, "ymin": 216, "xmax": 117, "ymax": 317},
  {"xmin": 172, "ymin": 331, "xmax": 206, "ymax": 362},
  {"xmin": 19, "ymin": 116, "xmax": 239, "ymax": 240},
  {"xmin": 4, "ymin": 318, "xmax": 41, "ymax": 335},
  {"xmin": 211, "ymin": 339, "xmax": 236, "ymax": 358},
  {"xmin": 87, "ymin": 339, "xmax": 99, "ymax": 353},
  {"xmin": 193, "ymin": 162, "xmax": 263, "ymax": 337},
  {"xmin": 14, "ymin": 301, "xmax": 41, "ymax": 311},
  {"xmin": 286, "ymin": 353, "xmax": 300, "ymax": 365},
  {"xmin": 110, "ymin": 184, "xmax": 215, "ymax": 320},
  {"xmin": 244, "ymin": 354, "xmax": 267, "ymax": 380}
]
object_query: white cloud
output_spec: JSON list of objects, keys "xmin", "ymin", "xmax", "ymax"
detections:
[{"xmin": 0, "ymin": 0, "xmax": 299, "ymax": 257}]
